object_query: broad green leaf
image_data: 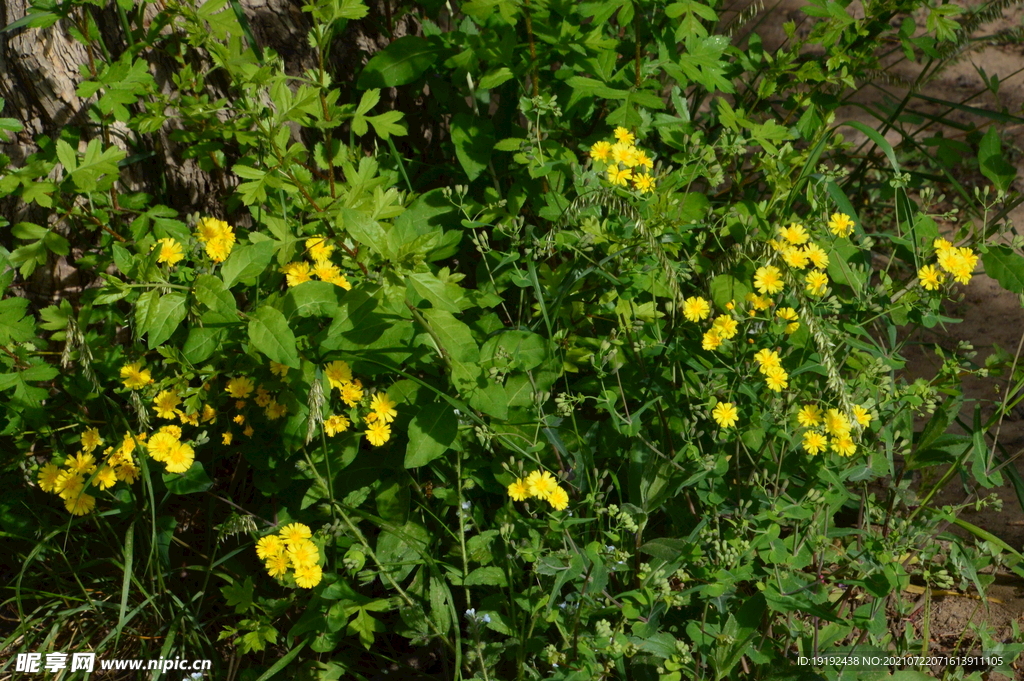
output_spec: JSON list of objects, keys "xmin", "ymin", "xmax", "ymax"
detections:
[
  {"xmin": 134, "ymin": 290, "xmax": 160, "ymax": 341},
  {"xmin": 356, "ymin": 36, "xmax": 437, "ymax": 89},
  {"xmin": 983, "ymin": 245, "xmax": 1024, "ymax": 293},
  {"xmin": 195, "ymin": 274, "xmax": 237, "ymax": 316},
  {"xmin": 147, "ymin": 293, "xmax": 188, "ymax": 348},
  {"xmin": 422, "ymin": 309, "xmax": 478, "ymax": 363},
  {"xmin": 709, "ymin": 274, "xmax": 750, "ymax": 311},
  {"xmin": 978, "ymin": 126, "xmax": 1017, "ymax": 192},
  {"xmin": 479, "ymin": 330, "xmax": 549, "ymax": 371},
  {"xmin": 221, "ymin": 576, "xmax": 254, "ymax": 614},
  {"xmin": 221, "ymin": 240, "xmax": 275, "ymax": 288},
  {"xmin": 464, "ymin": 566, "xmax": 507, "ymax": 587},
  {"xmin": 478, "ymin": 67, "xmax": 513, "ymax": 90},
  {"xmin": 163, "ymin": 461, "xmax": 213, "ymax": 494},
  {"xmin": 248, "ymin": 305, "xmax": 299, "ymax": 367},
  {"xmin": 405, "ymin": 403, "xmax": 458, "ymax": 468},
  {"xmin": 340, "ymin": 208, "xmax": 389, "ymax": 256},
  {"xmin": 450, "ymin": 113, "xmax": 494, "ymax": 182},
  {"xmin": 408, "ymin": 272, "xmax": 461, "ymax": 312},
  {"xmin": 282, "ymin": 280, "xmax": 346, "ymax": 318},
  {"xmin": 183, "ymin": 324, "xmax": 224, "ymax": 364}
]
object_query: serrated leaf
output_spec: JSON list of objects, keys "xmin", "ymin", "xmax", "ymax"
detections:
[
  {"xmin": 248, "ymin": 305, "xmax": 299, "ymax": 367},
  {"xmin": 221, "ymin": 576, "xmax": 254, "ymax": 614}
]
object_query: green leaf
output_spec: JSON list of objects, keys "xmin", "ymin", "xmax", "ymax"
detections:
[
  {"xmin": 464, "ymin": 566, "xmax": 507, "ymax": 587},
  {"xmin": 842, "ymin": 120, "xmax": 900, "ymax": 173},
  {"xmin": 182, "ymin": 324, "xmax": 225, "ymax": 364},
  {"xmin": 408, "ymin": 272, "xmax": 461, "ymax": 312},
  {"xmin": 479, "ymin": 330, "xmax": 549, "ymax": 371},
  {"xmin": 282, "ymin": 281, "xmax": 346, "ymax": 318},
  {"xmin": 221, "ymin": 576, "xmax": 254, "ymax": 614},
  {"xmin": 356, "ymin": 36, "xmax": 437, "ymax": 89},
  {"xmin": 450, "ymin": 113, "xmax": 494, "ymax": 182},
  {"xmin": 978, "ymin": 126, "xmax": 1017, "ymax": 192},
  {"xmin": 341, "ymin": 208, "xmax": 389, "ymax": 256},
  {"xmin": 248, "ymin": 306, "xmax": 299, "ymax": 368},
  {"xmin": 195, "ymin": 274, "xmax": 237, "ymax": 316},
  {"xmin": 982, "ymin": 245, "xmax": 1024, "ymax": 293},
  {"xmin": 163, "ymin": 461, "xmax": 213, "ymax": 494},
  {"xmin": 134, "ymin": 290, "xmax": 160, "ymax": 341},
  {"xmin": 367, "ymin": 111, "xmax": 407, "ymax": 140},
  {"xmin": 405, "ymin": 403, "xmax": 458, "ymax": 468},
  {"xmin": 422, "ymin": 309, "xmax": 478, "ymax": 362},
  {"xmin": 709, "ymin": 274, "xmax": 750, "ymax": 312},
  {"xmin": 147, "ymin": 293, "xmax": 188, "ymax": 348},
  {"xmin": 221, "ymin": 240, "xmax": 275, "ymax": 288},
  {"xmin": 478, "ymin": 67, "xmax": 513, "ymax": 90}
]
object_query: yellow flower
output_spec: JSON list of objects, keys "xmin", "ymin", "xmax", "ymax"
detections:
[
  {"xmin": 682, "ymin": 297, "xmax": 711, "ymax": 322},
  {"xmin": 613, "ymin": 127, "xmax": 635, "ymax": 145},
  {"xmin": 204, "ymin": 236, "xmax": 234, "ymax": 263},
  {"xmin": 589, "ymin": 140, "xmax": 613, "ymax": 162},
  {"xmin": 632, "ymin": 173, "xmax": 656, "ymax": 194},
  {"xmin": 201, "ymin": 404, "xmax": 217, "ymax": 423},
  {"xmin": 222, "ymin": 431, "xmax": 233, "ymax": 445},
  {"xmin": 805, "ymin": 270, "xmax": 829, "ymax": 296},
  {"xmin": 147, "ymin": 431, "xmax": 178, "ymax": 463},
  {"xmin": 164, "ymin": 442, "xmax": 195, "ymax": 474},
  {"xmin": 803, "ymin": 243, "xmax": 829, "ymax": 269},
  {"xmin": 154, "ymin": 238, "xmax": 184, "ymax": 266},
  {"xmin": 797, "ymin": 404, "xmax": 822, "ymax": 428},
  {"xmin": 933, "ymin": 238, "xmax": 954, "ymax": 254},
  {"xmin": 526, "ymin": 470, "xmax": 558, "ymax": 499},
  {"xmin": 918, "ymin": 265, "xmax": 944, "ymax": 291},
  {"xmin": 226, "ymin": 376, "xmax": 255, "ymax": 399},
  {"xmin": 712, "ymin": 315, "xmax": 738, "ymax": 340},
  {"xmin": 753, "ymin": 266, "xmax": 784, "ymax": 295},
  {"xmin": 38, "ymin": 462, "xmax": 61, "ymax": 493},
  {"xmin": 778, "ymin": 223, "xmax": 809, "ymax": 245},
  {"xmin": 67, "ymin": 452, "xmax": 97, "ymax": 475},
  {"xmin": 702, "ymin": 330, "xmax": 723, "ymax": 351},
  {"xmin": 828, "ymin": 213, "xmax": 854, "ymax": 237},
  {"xmin": 120, "ymin": 362, "xmax": 153, "ymax": 390},
  {"xmin": 324, "ymin": 414, "xmax": 351, "ymax": 437},
  {"xmin": 294, "ymin": 563, "xmax": 323, "ymax": 588},
  {"xmin": 280, "ymin": 261, "xmax": 313, "ymax": 287},
  {"xmin": 370, "ymin": 393, "xmax": 398, "ymax": 424},
  {"xmin": 265, "ymin": 553, "xmax": 290, "ymax": 578},
  {"xmin": 366, "ymin": 422, "xmax": 391, "ymax": 446},
  {"xmin": 507, "ymin": 478, "xmax": 529, "ymax": 502},
  {"xmin": 196, "ymin": 217, "xmax": 231, "ymax": 244},
  {"xmin": 745, "ymin": 293, "xmax": 772, "ymax": 311},
  {"xmin": 270, "ymin": 361, "xmax": 290, "ymax": 378},
  {"xmin": 776, "ymin": 307, "xmax": 798, "ymax": 322},
  {"xmin": 325, "ymin": 361, "xmax": 353, "ymax": 391},
  {"xmin": 255, "ymin": 386, "xmax": 272, "ymax": 407},
  {"xmin": 179, "ymin": 410, "xmax": 199, "ymax": 426},
  {"xmin": 764, "ymin": 367, "xmax": 788, "ymax": 392},
  {"xmin": 824, "ymin": 409, "xmax": 851, "ymax": 437},
  {"xmin": 341, "ymin": 380, "xmax": 364, "ymax": 407},
  {"xmin": 95, "ymin": 465, "xmax": 117, "ymax": 490},
  {"xmin": 243, "ymin": 424, "xmax": 254, "ymax": 437},
  {"xmin": 287, "ymin": 539, "xmax": 320, "ymax": 568},
  {"xmin": 305, "ymin": 236, "xmax": 335, "ymax": 264},
  {"xmin": 949, "ymin": 247, "xmax": 978, "ymax": 285},
  {"xmin": 56, "ymin": 470, "xmax": 85, "ymax": 500},
  {"xmin": 312, "ymin": 263, "xmax": 344, "ymax": 285},
  {"xmin": 265, "ymin": 401, "xmax": 287, "ymax": 420},
  {"xmin": 159, "ymin": 424, "xmax": 182, "ymax": 438},
  {"xmin": 233, "ymin": 414, "xmax": 245, "ymax": 425},
  {"xmin": 115, "ymin": 462, "xmax": 140, "ymax": 484},
  {"xmin": 712, "ymin": 402, "xmax": 738, "ymax": 428},
  {"xmin": 853, "ymin": 405, "xmax": 873, "ymax": 427},
  {"xmin": 279, "ymin": 522, "xmax": 312, "ymax": 546},
  {"xmin": 832, "ymin": 436, "xmax": 857, "ymax": 457},
  {"xmin": 81, "ymin": 428, "xmax": 103, "ymax": 453},
  {"xmin": 256, "ymin": 534, "xmax": 285, "ymax": 560},
  {"xmin": 634, "ymin": 150, "xmax": 654, "ymax": 170},
  {"xmin": 753, "ymin": 348, "xmax": 781, "ymax": 373},
  {"xmin": 64, "ymin": 492, "xmax": 96, "ymax": 516},
  {"xmin": 781, "ymin": 247, "xmax": 809, "ymax": 270},
  {"xmin": 547, "ymin": 486, "xmax": 569, "ymax": 511},
  {"xmin": 803, "ymin": 431, "xmax": 827, "ymax": 455},
  {"xmin": 235, "ymin": 400, "xmax": 246, "ymax": 410},
  {"xmin": 153, "ymin": 390, "xmax": 181, "ymax": 419},
  {"xmin": 607, "ymin": 166, "xmax": 633, "ymax": 186}
]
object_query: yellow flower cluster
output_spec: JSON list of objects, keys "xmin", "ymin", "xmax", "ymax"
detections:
[
  {"xmin": 322, "ymin": 360, "xmax": 396, "ymax": 446},
  {"xmin": 765, "ymin": 220, "xmax": 835, "ymax": 298},
  {"xmin": 256, "ymin": 522, "xmax": 323, "ymax": 588},
  {"xmin": 195, "ymin": 217, "xmax": 236, "ymax": 263},
  {"xmin": 38, "ymin": 429, "xmax": 143, "ymax": 515},
  {"xmin": 795, "ymin": 403, "xmax": 873, "ymax": 457},
  {"xmin": 589, "ymin": 127, "xmax": 657, "ymax": 194},
  {"xmin": 918, "ymin": 238, "xmax": 978, "ymax": 290},
  {"xmin": 280, "ymin": 236, "xmax": 352, "ymax": 289},
  {"xmin": 507, "ymin": 470, "xmax": 569, "ymax": 511},
  {"xmin": 754, "ymin": 348, "xmax": 788, "ymax": 392},
  {"xmin": 147, "ymin": 424, "xmax": 195, "ymax": 473},
  {"xmin": 222, "ymin": 374, "xmax": 288, "ymax": 441}
]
